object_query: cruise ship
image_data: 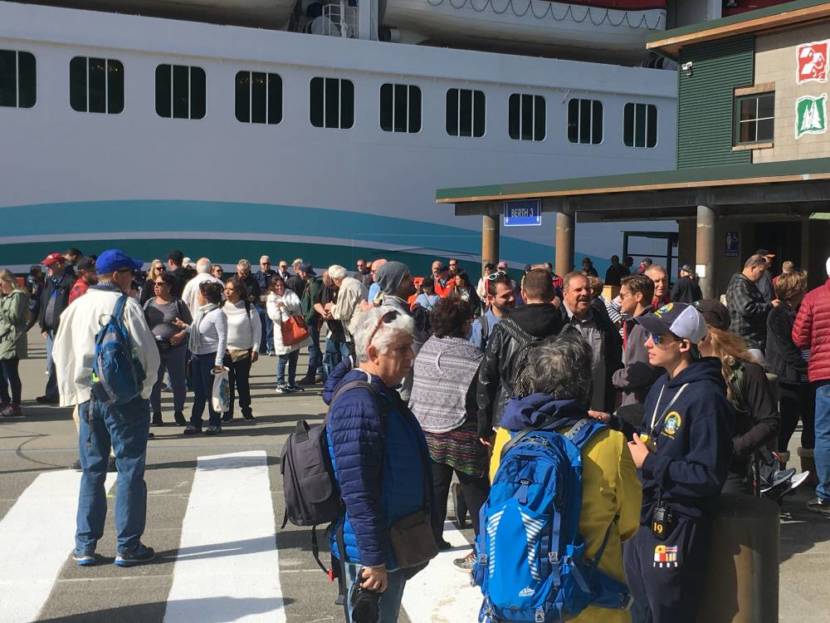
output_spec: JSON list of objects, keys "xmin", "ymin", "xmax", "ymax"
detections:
[{"xmin": 0, "ymin": 0, "xmax": 790, "ymax": 273}]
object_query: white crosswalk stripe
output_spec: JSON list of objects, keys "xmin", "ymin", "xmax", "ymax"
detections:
[
  {"xmin": 0, "ymin": 470, "xmax": 116, "ymax": 623},
  {"xmin": 402, "ymin": 521, "xmax": 482, "ymax": 623},
  {"xmin": 163, "ymin": 451, "xmax": 286, "ymax": 623}
]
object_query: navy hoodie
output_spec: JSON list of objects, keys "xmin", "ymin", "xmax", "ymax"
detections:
[
  {"xmin": 500, "ymin": 394, "xmax": 587, "ymax": 433},
  {"xmin": 639, "ymin": 357, "xmax": 734, "ymax": 521}
]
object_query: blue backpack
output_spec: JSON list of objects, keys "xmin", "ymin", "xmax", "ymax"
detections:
[
  {"xmin": 473, "ymin": 418, "xmax": 631, "ymax": 622},
  {"xmin": 91, "ymin": 294, "xmax": 145, "ymax": 406}
]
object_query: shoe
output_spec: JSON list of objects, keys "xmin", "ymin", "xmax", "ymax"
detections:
[
  {"xmin": 453, "ymin": 551, "xmax": 476, "ymax": 573},
  {"xmin": 806, "ymin": 497, "xmax": 830, "ymax": 516},
  {"xmin": 205, "ymin": 425, "xmax": 221, "ymax": 435},
  {"xmin": 151, "ymin": 413, "xmax": 163, "ymax": 426},
  {"xmin": 275, "ymin": 384, "xmax": 290, "ymax": 394},
  {"xmin": 107, "ymin": 456, "xmax": 117, "ymax": 472},
  {"xmin": 760, "ymin": 468, "xmax": 796, "ymax": 495},
  {"xmin": 174, "ymin": 411, "xmax": 186, "ymax": 426},
  {"xmin": 70, "ymin": 459, "xmax": 82, "ymax": 471},
  {"xmin": 788, "ymin": 471, "xmax": 811, "ymax": 493},
  {"xmin": 287, "ymin": 385, "xmax": 304, "ymax": 393},
  {"xmin": 0, "ymin": 402, "xmax": 8, "ymax": 414},
  {"xmin": 183, "ymin": 424, "xmax": 201, "ymax": 435},
  {"xmin": 115, "ymin": 544, "xmax": 155, "ymax": 567},
  {"xmin": 437, "ymin": 539, "xmax": 453, "ymax": 551},
  {"xmin": 267, "ymin": 352, "xmax": 276, "ymax": 357},
  {"xmin": 222, "ymin": 413, "xmax": 233, "ymax": 422},
  {"xmin": 242, "ymin": 412, "xmax": 256, "ymax": 424},
  {"xmin": 297, "ymin": 376, "xmax": 316, "ymax": 386},
  {"xmin": 73, "ymin": 550, "xmax": 97, "ymax": 567},
  {"xmin": 147, "ymin": 432, "xmax": 155, "ymax": 439},
  {"xmin": 1, "ymin": 404, "xmax": 22, "ymax": 417},
  {"xmin": 35, "ymin": 395, "xmax": 59, "ymax": 405}
]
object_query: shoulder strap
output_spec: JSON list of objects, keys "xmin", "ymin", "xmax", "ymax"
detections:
[
  {"xmin": 479, "ymin": 313, "xmax": 490, "ymax": 350},
  {"xmin": 113, "ymin": 293, "xmax": 129, "ymax": 322},
  {"xmin": 564, "ymin": 418, "xmax": 606, "ymax": 450}
]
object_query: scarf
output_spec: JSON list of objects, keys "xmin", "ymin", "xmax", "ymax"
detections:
[
  {"xmin": 188, "ymin": 302, "xmax": 219, "ymax": 352},
  {"xmin": 409, "ymin": 335, "xmax": 483, "ymax": 433}
]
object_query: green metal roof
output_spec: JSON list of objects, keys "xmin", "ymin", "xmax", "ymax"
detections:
[
  {"xmin": 647, "ymin": 0, "xmax": 830, "ymax": 45},
  {"xmin": 436, "ymin": 157, "xmax": 830, "ymax": 203}
]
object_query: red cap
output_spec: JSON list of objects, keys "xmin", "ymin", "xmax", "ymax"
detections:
[{"xmin": 42, "ymin": 252, "xmax": 65, "ymax": 267}]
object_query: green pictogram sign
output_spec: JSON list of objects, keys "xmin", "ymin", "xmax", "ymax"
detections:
[{"xmin": 796, "ymin": 94, "xmax": 827, "ymax": 138}]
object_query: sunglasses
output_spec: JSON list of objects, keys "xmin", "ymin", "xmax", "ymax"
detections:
[
  {"xmin": 649, "ymin": 331, "xmax": 682, "ymax": 346},
  {"xmin": 367, "ymin": 310, "xmax": 400, "ymax": 348},
  {"xmin": 154, "ymin": 281, "xmax": 167, "ymax": 286}
]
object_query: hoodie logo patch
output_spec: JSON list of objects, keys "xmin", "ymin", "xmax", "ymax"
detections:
[{"xmin": 662, "ymin": 412, "xmax": 682, "ymax": 438}]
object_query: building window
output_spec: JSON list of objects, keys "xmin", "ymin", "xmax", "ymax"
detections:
[
  {"xmin": 380, "ymin": 83, "xmax": 421, "ymax": 133},
  {"xmin": 446, "ymin": 88, "xmax": 485, "ymax": 137},
  {"xmin": 155, "ymin": 64, "xmax": 206, "ymax": 120},
  {"xmin": 567, "ymin": 98, "xmax": 602, "ymax": 144},
  {"xmin": 0, "ymin": 49, "xmax": 36, "ymax": 108},
  {"xmin": 70, "ymin": 57, "xmax": 124, "ymax": 114},
  {"xmin": 310, "ymin": 77, "xmax": 354, "ymax": 129},
  {"xmin": 508, "ymin": 93, "xmax": 545, "ymax": 141},
  {"xmin": 235, "ymin": 71, "xmax": 282, "ymax": 124},
  {"xmin": 735, "ymin": 92, "xmax": 774, "ymax": 144},
  {"xmin": 624, "ymin": 103, "xmax": 657, "ymax": 148}
]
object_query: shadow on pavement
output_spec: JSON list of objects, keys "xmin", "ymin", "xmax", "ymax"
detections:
[{"xmin": 37, "ymin": 596, "xmax": 293, "ymax": 623}]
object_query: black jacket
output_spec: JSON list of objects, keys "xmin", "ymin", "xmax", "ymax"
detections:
[
  {"xmin": 38, "ymin": 273, "xmax": 74, "ymax": 332},
  {"xmin": 766, "ymin": 303, "xmax": 807, "ymax": 385},
  {"xmin": 476, "ymin": 303, "xmax": 563, "ymax": 437},
  {"xmin": 639, "ymin": 357, "xmax": 734, "ymax": 521},
  {"xmin": 670, "ymin": 277, "xmax": 702, "ymax": 304}
]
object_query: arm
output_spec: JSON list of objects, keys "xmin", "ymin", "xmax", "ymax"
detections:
[
  {"xmin": 469, "ymin": 319, "xmax": 483, "ymax": 351},
  {"xmin": 732, "ymin": 365, "xmax": 779, "ymax": 457},
  {"xmin": 124, "ymin": 299, "xmax": 162, "ymax": 396},
  {"xmin": 767, "ymin": 309, "xmax": 806, "ymax": 375},
  {"xmin": 735, "ymin": 279, "xmax": 771, "ymax": 318},
  {"xmin": 616, "ymin": 435, "xmax": 643, "ymax": 542},
  {"xmin": 266, "ymin": 296, "xmax": 283, "ymax": 323},
  {"xmin": 328, "ymin": 392, "xmax": 389, "ymax": 567},
  {"xmin": 213, "ymin": 310, "xmax": 228, "ymax": 367},
  {"xmin": 791, "ymin": 297, "xmax": 813, "ymax": 350},
  {"xmin": 249, "ymin": 306, "xmax": 262, "ymax": 354},
  {"xmin": 476, "ymin": 326, "xmax": 503, "ymax": 438}
]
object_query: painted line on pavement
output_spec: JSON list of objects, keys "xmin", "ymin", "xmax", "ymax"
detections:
[
  {"xmin": 0, "ymin": 469, "xmax": 116, "ymax": 623},
  {"xmin": 402, "ymin": 521, "xmax": 483, "ymax": 623},
  {"xmin": 163, "ymin": 451, "xmax": 285, "ymax": 623}
]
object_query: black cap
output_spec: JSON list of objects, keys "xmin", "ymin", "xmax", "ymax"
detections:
[
  {"xmin": 755, "ymin": 248, "xmax": 775, "ymax": 257},
  {"xmin": 300, "ymin": 262, "xmax": 316, "ymax": 276},
  {"xmin": 694, "ymin": 299, "xmax": 730, "ymax": 331},
  {"xmin": 77, "ymin": 257, "xmax": 97, "ymax": 272}
]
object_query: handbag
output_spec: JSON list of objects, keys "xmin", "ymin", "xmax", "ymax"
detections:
[
  {"xmin": 388, "ymin": 510, "xmax": 438, "ymax": 569},
  {"xmin": 281, "ymin": 315, "xmax": 310, "ymax": 346}
]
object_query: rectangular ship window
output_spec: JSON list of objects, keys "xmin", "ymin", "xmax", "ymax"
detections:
[
  {"xmin": 156, "ymin": 64, "xmax": 206, "ymax": 120},
  {"xmin": 310, "ymin": 77, "xmax": 354, "ymax": 129},
  {"xmin": 509, "ymin": 93, "xmax": 545, "ymax": 141},
  {"xmin": 380, "ymin": 83, "xmax": 422, "ymax": 133},
  {"xmin": 0, "ymin": 49, "xmax": 36, "ymax": 108},
  {"xmin": 568, "ymin": 98, "xmax": 603, "ymax": 144},
  {"xmin": 70, "ymin": 57, "xmax": 124, "ymax": 114},
  {"xmin": 235, "ymin": 71, "xmax": 282, "ymax": 124},
  {"xmin": 446, "ymin": 88, "xmax": 485, "ymax": 137},
  {"xmin": 624, "ymin": 103, "xmax": 657, "ymax": 148}
]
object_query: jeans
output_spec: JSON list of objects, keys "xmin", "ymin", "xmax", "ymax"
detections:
[
  {"xmin": 343, "ymin": 563, "xmax": 408, "ymax": 623},
  {"xmin": 150, "ymin": 345, "xmax": 187, "ymax": 415},
  {"xmin": 277, "ymin": 350, "xmax": 299, "ymax": 386},
  {"xmin": 75, "ymin": 397, "xmax": 150, "ymax": 555},
  {"xmin": 190, "ymin": 353, "xmax": 221, "ymax": 428},
  {"xmin": 430, "ymin": 461, "xmax": 489, "ymax": 539},
  {"xmin": 324, "ymin": 337, "xmax": 351, "ymax": 378},
  {"xmin": 45, "ymin": 330, "xmax": 58, "ymax": 399},
  {"xmin": 258, "ymin": 306, "xmax": 273, "ymax": 354},
  {"xmin": 813, "ymin": 381, "xmax": 830, "ymax": 500},
  {"xmin": 223, "ymin": 352, "xmax": 252, "ymax": 418},
  {"xmin": 307, "ymin": 321, "xmax": 323, "ymax": 380},
  {"xmin": 0, "ymin": 357, "xmax": 22, "ymax": 404}
]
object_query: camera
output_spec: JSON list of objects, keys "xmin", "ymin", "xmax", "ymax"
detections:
[
  {"xmin": 651, "ymin": 503, "xmax": 675, "ymax": 540},
  {"xmin": 350, "ymin": 573, "xmax": 380, "ymax": 623}
]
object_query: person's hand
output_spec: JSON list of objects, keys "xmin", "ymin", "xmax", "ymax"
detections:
[
  {"xmin": 627, "ymin": 433, "xmax": 650, "ymax": 469},
  {"xmin": 251, "ymin": 351, "xmax": 259, "ymax": 363},
  {"xmin": 588, "ymin": 410, "xmax": 610, "ymax": 423},
  {"xmin": 324, "ymin": 302, "xmax": 333, "ymax": 311},
  {"xmin": 212, "ymin": 365, "xmax": 225, "ymax": 373},
  {"xmin": 771, "ymin": 299, "xmax": 781, "ymax": 308},
  {"xmin": 170, "ymin": 332, "xmax": 186, "ymax": 346},
  {"xmin": 360, "ymin": 565, "xmax": 388, "ymax": 592},
  {"xmin": 41, "ymin": 331, "xmax": 48, "ymax": 338},
  {"xmin": 172, "ymin": 318, "xmax": 188, "ymax": 329},
  {"xmin": 479, "ymin": 436, "xmax": 493, "ymax": 447}
]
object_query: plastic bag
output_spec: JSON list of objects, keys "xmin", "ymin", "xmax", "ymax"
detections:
[{"xmin": 212, "ymin": 367, "xmax": 230, "ymax": 414}]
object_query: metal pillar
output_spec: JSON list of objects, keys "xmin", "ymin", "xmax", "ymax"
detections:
[
  {"xmin": 696, "ymin": 204, "xmax": 716, "ymax": 299},
  {"xmin": 801, "ymin": 215, "xmax": 810, "ymax": 272},
  {"xmin": 555, "ymin": 208, "xmax": 575, "ymax": 277},
  {"xmin": 482, "ymin": 212, "xmax": 500, "ymax": 277}
]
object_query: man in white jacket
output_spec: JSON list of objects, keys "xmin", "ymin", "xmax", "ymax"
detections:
[
  {"xmin": 53, "ymin": 249, "xmax": 160, "ymax": 568},
  {"xmin": 326, "ymin": 264, "xmax": 367, "ymax": 350},
  {"xmin": 181, "ymin": 257, "xmax": 221, "ymax": 316}
]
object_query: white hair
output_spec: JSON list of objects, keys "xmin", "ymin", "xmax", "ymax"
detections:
[
  {"xmin": 328, "ymin": 264, "xmax": 347, "ymax": 281},
  {"xmin": 353, "ymin": 305, "xmax": 415, "ymax": 363},
  {"xmin": 237, "ymin": 258, "xmax": 251, "ymax": 270},
  {"xmin": 196, "ymin": 257, "xmax": 212, "ymax": 273},
  {"xmin": 292, "ymin": 258, "xmax": 303, "ymax": 267},
  {"xmin": 260, "ymin": 255, "xmax": 271, "ymax": 264}
]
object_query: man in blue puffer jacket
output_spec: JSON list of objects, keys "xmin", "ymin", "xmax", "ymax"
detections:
[{"xmin": 324, "ymin": 305, "xmax": 432, "ymax": 622}]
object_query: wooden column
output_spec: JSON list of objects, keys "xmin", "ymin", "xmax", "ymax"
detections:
[
  {"xmin": 555, "ymin": 208, "xmax": 575, "ymax": 277},
  {"xmin": 696, "ymin": 204, "xmax": 716, "ymax": 299},
  {"xmin": 482, "ymin": 211, "xmax": 500, "ymax": 277}
]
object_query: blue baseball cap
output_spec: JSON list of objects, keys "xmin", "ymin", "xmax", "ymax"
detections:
[{"xmin": 95, "ymin": 249, "xmax": 143, "ymax": 274}]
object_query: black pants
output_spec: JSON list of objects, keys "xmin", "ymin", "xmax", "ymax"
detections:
[
  {"xmin": 223, "ymin": 353, "xmax": 252, "ymax": 418},
  {"xmin": 779, "ymin": 381, "xmax": 814, "ymax": 451},
  {"xmin": 624, "ymin": 516, "xmax": 711, "ymax": 623},
  {"xmin": 0, "ymin": 357, "xmax": 22, "ymax": 404},
  {"xmin": 430, "ymin": 462, "xmax": 489, "ymax": 540}
]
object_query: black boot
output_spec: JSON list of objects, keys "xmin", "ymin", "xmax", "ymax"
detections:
[
  {"xmin": 174, "ymin": 411, "xmax": 186, "ymax": 426},
  {"xmin": 151, "ymin": 412, "xmax": 163, "ymax": 426}
]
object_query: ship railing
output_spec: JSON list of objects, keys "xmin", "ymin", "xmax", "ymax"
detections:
[{"xmin": 319, "ymin": 2, "xmax": 359, "ymax": 38}]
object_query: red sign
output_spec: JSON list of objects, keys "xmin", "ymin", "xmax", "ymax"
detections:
[{"xmin": 798, "ymin": 41, "xmax": 828, "ymax": 84}]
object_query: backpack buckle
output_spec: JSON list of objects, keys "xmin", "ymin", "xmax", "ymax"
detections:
[
  {"xmin": 534, "ymin": 607, "xmax": 545, "ymax": 623},
  {"xmin": 547, "ymin": 551, "xmax": 558, "ymax": 564}
]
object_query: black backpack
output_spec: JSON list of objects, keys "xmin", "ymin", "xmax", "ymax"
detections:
[{"xmin": 280, "ymin": 379, "xmax": 381, "ymax": 571}]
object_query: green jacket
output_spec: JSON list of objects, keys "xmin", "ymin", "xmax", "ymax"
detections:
[
  {"xmin": 301, "ymin": 277, "xmax": 324, "ymax": 324},
  {"xmin": 0, "ymin": 289, "xmax": 29, "ymax": 359}
]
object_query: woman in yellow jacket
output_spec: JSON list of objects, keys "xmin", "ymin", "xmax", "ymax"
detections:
[{"xmin": 489, "ymin": 327, "xmax": 642, "ymax": 623}]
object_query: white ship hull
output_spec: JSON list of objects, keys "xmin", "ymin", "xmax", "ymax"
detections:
[{"xmin": 0, "ymin": 1, "xmax": 677, "ymax": 273}]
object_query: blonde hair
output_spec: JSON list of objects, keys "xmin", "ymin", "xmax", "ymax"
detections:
[
  {"xmin": 147, "ymin": 260, "xmax": 164, "ymax": 282},
  {"xmin": 706, "ymin": 326, "xmax": 755, "ymax": 391},
  {"xmin": 0, "ymin": 269, "xmax": 17, "ymax": 288}
]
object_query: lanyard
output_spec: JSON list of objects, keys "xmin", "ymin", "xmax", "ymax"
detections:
[{"xmin": 649, "ymin": 383, "xmax": 689, "ymax": 435}]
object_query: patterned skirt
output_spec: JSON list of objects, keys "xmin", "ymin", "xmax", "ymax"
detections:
[{"xmin": 424, "ymin": 419, "xmax": 489, "ymax": 478}]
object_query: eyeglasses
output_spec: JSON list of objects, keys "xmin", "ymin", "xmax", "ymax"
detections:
[
  {"xmin": 153, "ymin": 281, "xmax": 167, "ymax": 286},
  {"xmin": 367, "ymin": 310, "xmax": 400, "ymax": 349}
]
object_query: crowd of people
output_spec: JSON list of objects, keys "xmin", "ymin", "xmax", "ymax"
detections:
[{"xmin": 0, "ymin": 243, "xmax": 825, "ymax": 622}]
